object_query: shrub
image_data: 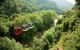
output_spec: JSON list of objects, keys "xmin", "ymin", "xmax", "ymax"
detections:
[
  {"xmin": 31, "ymin": 37, "xmax": 49, "ymax": 50},
  {"xmin": 30, "ymin": 10, "xmax": 57, "ymax": 31},
  {"xmin": 30, "ymin": 13, "xmax": 43, "ymax": 31},
  {"xmin": 41, "ymin": 10, "xmax": 56, "ymax": 28},
  {"xmin": 42, "ymin": 27, "xmax": 57, "ymax": 45},
  {"xmin": 6, "ymin": 14, "xmax": 37, "ymax": 43},
  {"xmin": 0, "ymin": 37, "xmax": 23, "ymax": 50},
  {"xmin": 0, "ymin": 18, "xmax": 9, "ymax": 36},
  {"xmin": 20, "ymin": 26, "xmax": 37, "ymax": 44},
  {"xmin": 50, "ymin": 24, "xmax": 80, "ymax": 50},
  {"xmin": 0, "ymin": 10, "xmax": 57, "ymax": 44}
]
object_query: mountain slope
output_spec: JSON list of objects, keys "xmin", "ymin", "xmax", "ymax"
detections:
[
  {"xmin": 27, "ymin": 0, "xmax": 74, "ymax": 14},
  {"xmin": 26, "ymin": 0, "xmax": 63, "ymax": 14},
  {"xmin": 50, "ymin": 0, "xmax": 74, "ymax": 10}
]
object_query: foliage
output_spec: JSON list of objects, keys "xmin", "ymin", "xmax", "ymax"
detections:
[
  {"xmin": 75, "ymin": 0, "xmax": 80, "ymax": 5},
  {"xmin": 0, "ymin": 0, "xmax": 63, "ymax": 18},
  {"xmin": 0, "ymin": 0, "xmax": 80, "ymax": 50},
  {"xmin": 10, "ymin": 10, "xmax": 56, "ymax": 31},
  {"xmin": 42, "ymin": 27, "xmax": 56, "ymax": 44},
  {"xmin": 0, "ymin": 10, "xmax": 56, "ymax": 45},
  {"xmin": 0, "ymin": 17, "xmax": 9, "ymax": 36},
  {"xmin": 29, "ymin": 13, "xmax": 43, "ymax": 31},
  {"xmin": 0, "ymin": 37, "xmax": 23, "ymax": 50},
  {"xmin": 31, "ymin": 26, "xmax": 61, "ymax": 50},
  {"xmin": 50, "ymin": 6, "xmax": 80, "ymax": 50},
  {"xmin": 20, "ymin": 26, "xmax": 37, "ymax": 44},
  {"xmin": 11, "ymin": 10, "xmax": 56, "ymax": 43},
  {"xmin": 0, "ymin": 0, "xmax": 38, "ymax": 17},
  {"xmin": 31, "ymin": 38, "xmax": 47, "ymax": 50},
  {"xmin": 41, "ymin": 10, "xmax": 56, "ymax": 28}
]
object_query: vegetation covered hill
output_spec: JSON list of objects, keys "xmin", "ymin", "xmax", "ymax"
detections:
[
  {"xmin": 0, "ymin": 0, "xmax": 73, "ymax": 18},
  {"xmin": 0, "ymin": 0, "xmax": 80, "ymax": 50}
]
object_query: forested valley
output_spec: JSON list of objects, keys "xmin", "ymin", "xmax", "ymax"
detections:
[{"xmin": 0, "ymin": 0, "xmax": 80, "ymax": 50}]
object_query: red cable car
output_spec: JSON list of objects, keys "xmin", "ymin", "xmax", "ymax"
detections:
[{"xmin": 14, "ymin": 26, "xmax": 23, "ymax": 36}]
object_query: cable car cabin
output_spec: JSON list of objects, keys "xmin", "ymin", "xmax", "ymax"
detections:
[{"xmin": 14, "ymin": 26, "xmax": 23, "ymax": 36}]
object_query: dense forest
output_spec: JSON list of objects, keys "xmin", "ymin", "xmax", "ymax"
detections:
[{"xmin": 0, "ymin": 0, "xmax": 80, "ymax": 50}]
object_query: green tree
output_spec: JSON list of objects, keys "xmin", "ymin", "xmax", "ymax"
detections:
[
  {"xmin": 0, "ymin": 37, "xmax": 23, "ymax": 50},
  {"xmin": 75, "ymin": 0, "xmax": 80, "ymax": 5}
]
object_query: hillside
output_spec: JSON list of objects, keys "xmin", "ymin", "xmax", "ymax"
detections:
[
  {"xmin": 25, "ymin": 0, "xmax": 63, "ymax": 14},
  {"xmin": 50, "ymin": 0, "xmax": 74, "ymax": 10},
  {"xmin": 0, "ymin": 0, "xmax": 80, "ymax": 50},
  {"xmin": 0, "ymin": 0, "xmax": 74, "ymax": 17},
  {"xmin": 27, "ymin": 0, "xmax": 74, "ymax": 14}
]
